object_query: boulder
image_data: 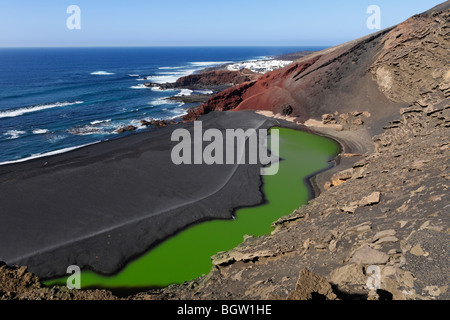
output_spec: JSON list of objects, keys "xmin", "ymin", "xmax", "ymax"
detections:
[
  {"xmin": 352, "ymin": 118, "xmax": 364, "ymax": 126},
  {"xmin": 330, "ymin": 168, "xmax": 355, "ymax": 187},
  {"xmin": 359, "ymin": 192, "xmax": 381, "ymax": 207},
  {"xmin": 286, "ymin": 268, "xmax": 337, "ymax": 300},
  {"xmin": 322, "ymin": 113, "xmax": 336, "ymax": 124},
  {"xmin": 350, "ymin": 244, "xmax": 390, "ymax": 265},
  {"xmin": 372, "ymin": 229, "xmax": 396, "ymax": 242},
  {"xmin": 115, "ymin": 125, "xmax": 137, "ymax": 134}
]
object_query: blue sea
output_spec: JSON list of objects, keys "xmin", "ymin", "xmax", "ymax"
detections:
[{"xmin": 0, "ymin": 46, "xmax": 323, "ymax": 164}]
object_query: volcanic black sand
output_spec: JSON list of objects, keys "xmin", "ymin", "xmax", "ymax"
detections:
[{"xmin": 0, "ymin": 111, "xmax": 279, "ymax": 279}]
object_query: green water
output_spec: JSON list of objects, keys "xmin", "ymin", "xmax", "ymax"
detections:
[{"xmin": 45, "ymin": 128, "xmax": 339, "ymax": 289}]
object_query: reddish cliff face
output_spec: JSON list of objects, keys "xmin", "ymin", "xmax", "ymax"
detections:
[
  {"xmin": 174, "ymin": 70, "xmax": 258, "ymax": 87},
  {"xmin": 184, "ymin": 56, "xmax": 322, "ymax": 121},
  {"xmin": 185, "ymin": 3, "xmax": 449, "ymax": 130}
]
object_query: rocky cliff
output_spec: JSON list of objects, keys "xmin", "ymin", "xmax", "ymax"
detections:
[{"xmin": 185, "ymin": 2, "xmax": 449, "ymax": 135}]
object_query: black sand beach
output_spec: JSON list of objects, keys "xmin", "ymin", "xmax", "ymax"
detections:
[{"xmin": 0, "ymin": 111, "xmax": 279, "ymax": 279}]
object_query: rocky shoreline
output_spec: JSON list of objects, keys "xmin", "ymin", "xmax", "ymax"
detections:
[
  {"xmin": 141, "ymin": 51, "xmax": 316, "ymax": 112},
  {"xmin": 162, "ymin": 97, "xmax": 448, "ymax": 301}
]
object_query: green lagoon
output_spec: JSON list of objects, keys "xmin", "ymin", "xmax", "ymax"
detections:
[{"xmin": 45, "ymin": 127, "xmax": 339, "ymax": 289}]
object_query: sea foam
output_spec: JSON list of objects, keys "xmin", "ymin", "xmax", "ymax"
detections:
[
  {"xmin": 0, "ymin": 101, "xmax": 84, "ymax": 119},
  {"xmin": 176, "ymin": 89, "xmax": 193, "ymax": 96},
  {"xmin": 148, "ymin": 98, "xmax": 180, "ymax": 106},
  {"xmin": 91, "ymin": 71, "xmax": 115, "ymax": 75},
  {"xmin": 195, "ymin": 89, "xmax": 214, "ymax": 95},
  {"xmin": 3, "ymin": 130, "xmax": 26, "ymax": 140},
  {"xmin": 130, "ymin": 84, "xmax": 148, "ymax": 89},
  {"xmin": 32, "ymin": 129, "xmax": 49, "ymax": 134},
  {"xmin": 90, "ymin": 119, "xmax": 111, "ymax": 125}
]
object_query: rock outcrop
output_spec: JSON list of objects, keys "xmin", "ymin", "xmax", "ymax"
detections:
[
  {"xmin": 115, "ymin": 125, "xmax": 137, "ymax": 134},
  {"xmin": 144, "ymin": 69, "xmax": 259, "ymax": 91}
]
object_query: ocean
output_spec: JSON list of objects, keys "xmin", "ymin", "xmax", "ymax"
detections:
[{"xmin": 0, "ymin": 46, "xmax": 322, "ymax": 164}]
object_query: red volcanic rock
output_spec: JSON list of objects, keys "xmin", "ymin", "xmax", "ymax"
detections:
[
  {"xmin": 174, "ymin": 70, "xmax": 257, "ymax": 88},
  {"xmin": 183, "ymin": 56, "xmax": 321, "ymax": 121},
  {"xmin": 116, "ymin": 125, "xmax": 137, "ymax": 134},
  {"xmin": 140, "ymin": 119, "xmax": 168, "ymax": 127},
  {"xmin": 182, "ymin": 81, "xmax": 258, "ymax": 122}
]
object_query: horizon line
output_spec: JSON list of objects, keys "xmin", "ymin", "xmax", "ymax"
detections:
[{"xmin": 0, "ymin": 44, "xmax": 333, "ymax": 49}]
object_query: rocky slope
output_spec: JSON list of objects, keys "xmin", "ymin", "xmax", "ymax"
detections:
[
  {"xmin": 144, "ymin": 2, "xmax": 448, "ymax": 300},
  {"xmin": 1, "ymin": 2, "xmax": 449, "ymax": 300}
]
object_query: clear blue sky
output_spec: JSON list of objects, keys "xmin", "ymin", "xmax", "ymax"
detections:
[{"xmin": 0, "ymin": 0, "xmax": 444, "ymax": 47}]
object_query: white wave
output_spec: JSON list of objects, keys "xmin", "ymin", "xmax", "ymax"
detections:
[
  {"xmin": 0, "ymin": 142, "xmax": 101, "ymax": 166},
  {"xmin": 149, "ymin": 75, "xmax": 179, "ymax": 84},
  {"xmin": 176, "ymin": 89, "xmax": 193, "ymax": 97},
  {"xmin": 130, "ymin": 84, "xmax": 149, "ymax": 89},
  {"xmin": 91, "ymin": 71, "xmax": 115, "ymax": 75},
  {"xmin": 150, "ymin": 108, "xmax": 187, "ymax": 121},
  {"xmin": 148, "ymin": 98, "xmax": 176, "ymax": 106},
  {"xmin": 128, "ymin": 74, "xmax": 140, "ymax": 77},
  {"xmin": 149, "ymin": 87, "xmax": 175, "ymax": 93},
  {"xmin": 3, "ymin": 130, "xmax": 26, "ymax": 140},
  {"xmin": 129, "ymin": 119, "xmax": 149, "ymax": 130},
  {"xmin": 90, "ymin": 119, "xmax": 111, "ymax": 125},
  {"xmin": 150, "ymin": 68, "xmax": 197, "ymax": 84},
  {"xmin": 150, "ymin": 73, "xmax": 189, "ymax": 84},
  {"xmin": 145, "ymin": 62, "xmax": 231, "ymax": 85},
  {"xmin": 165, "ymin": 108, "xmax": 188, "ymax": 120},
  {"xmin": 70, "ymin": 119, "xmax": 117, "ymax": 136},
  {"xmin": 32, "ymin": 129, "xmax": 49, "ymax": 134},
  {"xmin": 195, "ymin": 89, "xmax": 214, "ymax": 95},
  {"xmin": 0, "ymin": 101, "xmax": 84, "ymax": 119}
]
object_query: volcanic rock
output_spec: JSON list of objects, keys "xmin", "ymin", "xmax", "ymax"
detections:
[{"xmin": 115, "ymin": 125, "xmax": 137, "ymax": 133}]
